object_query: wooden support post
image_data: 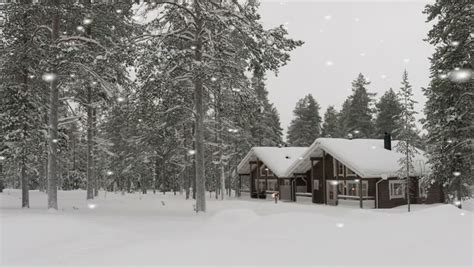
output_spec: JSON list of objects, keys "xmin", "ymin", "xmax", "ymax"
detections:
[
  {"xmin": 249, "ymin": 162, "xmax": 254, "ymax": 198},
  {"xmin": 238, "ymin": 174, "xmax": 242, "ymax": 197},
  {"xmin": 322, "ymin": 151, "xmax": 326, "ymax": 204},
  {"xmin": 264, "ymin": 166, "xmax": 268, "ymax": 194},
  {"xmin": 255, "ymin": 158, "xmax": 260, "ymax": 199},
  {"xmin": 359, "ymin": 178, "xmax": 363, "ymax": 209}
]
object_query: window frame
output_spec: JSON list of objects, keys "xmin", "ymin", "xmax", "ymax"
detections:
[
  {"xmin": 389, "ymin": 180, "xmax": 406, "ymax": 199},
  {"xmin": 344, "ymin": 180, "xmax": 368, "ymax": 196}
]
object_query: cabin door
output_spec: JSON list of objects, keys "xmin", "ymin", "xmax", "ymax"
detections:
[{"xmin": 326, "ymin": 181, "xmax": 338, "ymax": 205}]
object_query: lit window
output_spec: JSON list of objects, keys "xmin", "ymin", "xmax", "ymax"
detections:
[
  {"xmin": 345, "ymin": 180, "xmax": 368, "ymax": 196},
  {"xmin": 389, "ymin": 180, "xmax": 405, "ymax": 199}
]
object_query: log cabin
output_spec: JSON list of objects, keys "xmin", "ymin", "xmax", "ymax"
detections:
[{"xmin": 237, "ymin": 134, "xmax": 444, "ymax": 208}]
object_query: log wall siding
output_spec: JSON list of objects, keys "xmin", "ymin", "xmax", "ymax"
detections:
[
  {"xmin": 424, "ymin": 182, "xmax": 444, "ymax": 204},
  {"xmin": 376, "ymin": 177, "xmax": 419, "ymax": 208}
]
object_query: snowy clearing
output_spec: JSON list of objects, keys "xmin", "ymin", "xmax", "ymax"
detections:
[{"xmin": 1, "ymin": 190, "xmax": 472, "ymax": 266}]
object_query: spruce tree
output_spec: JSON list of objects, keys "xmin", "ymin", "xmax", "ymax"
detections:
[
  {"xmin": 287, "ymin": 94, "xmax": 322, "ymax": 146},
  {"xmin": 321, "ymin": 106, "xmax": 340, "ymax": 138},
  {"xmin": 338, "ymin": 98, "xmax": 352, "ymax": 137},
  {"xmin": 0, "ymin": 1, "xmax": 48, "ymax": 208},
  {"xmin": 346, "ymin": 73, "xmax": 375, "ymax": 138},
  {"xmin": 423, "ymin": 0, "xmax": 472, "ymax": 205},
  {"xmin": 375, "ymin": 88, "xmax": 403, "ymax": 139},
  {"xmin": 395, "ymin": 70, "xmax": 418, "ymax": 212},
  {"xmin": 251, "ymin": 69, "xmax": 283, "ymax": 146}
]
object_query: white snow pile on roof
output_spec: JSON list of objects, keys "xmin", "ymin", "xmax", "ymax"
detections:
[
  {"xmin": 291, "ymin": 138, "xmax": 430, "ymax": 178},
  {"xmin": 237, "ymin": 147, "xmax": 308, "ymax": 178}
]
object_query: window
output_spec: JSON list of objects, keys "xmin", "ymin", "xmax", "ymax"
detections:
[
  {"xmin": 338, "ymin": 162, "xmax": 344, "ymax": 176},
  {"xmin": 346, "ymin": 180, "xmax": 368, "ymax": 196},
  {"xmin": 346, "ymin": 168, "xmax": 356, "ymax": 176},
  {"xmin": 418, "ymin": 180, "xmax": 427, "ymax": 198},
  {"xmin": 337, "ymin": 180, "xmax": 368, "ymax": 196},
  {"xmin": 389, "ymin": 180, "xmax": 405, "ymax": 199},
  {"xmin": 260, "ymin": 166, "xmax": 273, "ymax": 176},
  {"xmin": 313, "ymin": 180, "xmax": 319, "ymax": 190},
  {"xmin": 267, "ymin": 180, "xmax": 277, "ymax": 191}
]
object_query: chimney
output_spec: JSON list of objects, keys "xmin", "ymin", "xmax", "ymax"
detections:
[{"xmin": 384, "ymin": 132, "xmax": 391, "ymax": 150}]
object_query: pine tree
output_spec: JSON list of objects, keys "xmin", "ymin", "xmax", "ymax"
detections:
[
  {"xmin": 375, "ymin": 88, "xmax": 403, "ymax": 139},
  {"xmin": 0, "ymin": 1, "xmax": 48, "ymax": 208},
  {"xmin": 346, "ymin": 74, "xmax": 375, "ymax": 138},
  {"xmin": 287, "ymin": 94, "xmax": 322, "ymax": 146},
  {"xmin": 423, "ymin": 0, "xmax": 472, "ymax": 205},
  {"xmin": 321, "ymin": 106, "xmax": 340, "ymax": 138},
  {"xmin": 395, "ymin": 70, "xmax": 418, "ymax": 212},
  {"xmin": 141, "ymin": 0, "xmax": 302, "ymax": 212}
]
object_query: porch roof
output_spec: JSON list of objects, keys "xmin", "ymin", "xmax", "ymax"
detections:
[
  {"xmin": 284, "ymin": 138, "xmax": 430, "ymax": 178},
  {"xmin": 237, "ymin": 147, "xmax": 308, "ymax": 178}
]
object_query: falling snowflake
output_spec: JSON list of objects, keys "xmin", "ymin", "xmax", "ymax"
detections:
[
  {"xmin": 42, "ymin": 73, "xmax": 57, "ymax": 82},
  {"xmin": 403, "ymin": 58, "xmax": 410, "ymax": 63},
  {"xmin": 324, "ymin": 15, "xmax": 332, "ymax": 20},
  {"xmin": 336, "ymin": 223, "xmax": 344, "ymax": 228},
  {"xmin": 325, "ymin": 60, "xmax": 334, "ymax": 66},
  {"xmin": 449, "ymin": 68, "xmax": 472, "ymax": 83},
  {"xmin": 117, "ymin": 96, "xmax": 125, "ymax": 102},
  {"xmin": 450, "ymin": 41, "xmax": 460, "ymax": 47},
  {"xmin": 76, "ymin": 25, "xmax": 85, "ymax": 32},
  {"xmin": 83, "ymin": 18, "xmax": 93, "ymax": 25}
]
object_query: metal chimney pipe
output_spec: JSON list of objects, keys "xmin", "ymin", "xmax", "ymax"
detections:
[{"xmin": 384, "ymin": 132, "xmax": 391, "ymax": 150}]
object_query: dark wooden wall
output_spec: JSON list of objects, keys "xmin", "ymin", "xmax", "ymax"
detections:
[
  {"xmin": 376, "ymin": 177, "xmax": 419, "ymax": 208},
  {"xmin": 424, "ymin": 182, "xmax": 445, "ymax": 204},
  {"xmin": 308, "ymin": 153, "xmax": 334, "ymax": 204}
]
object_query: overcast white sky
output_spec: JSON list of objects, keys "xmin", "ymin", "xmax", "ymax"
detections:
[{"xmin": 258, "ymin": 0, "xmax": 434, "ymax": 139}]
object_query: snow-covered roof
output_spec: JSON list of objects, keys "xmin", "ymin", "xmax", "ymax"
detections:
[
  {"xmin": 237, "ymin": 147, "xmax": 308, "ymax": 178},
  {"xmin": 284, "ymin": 138, "xmax": 430, "ymax": 178}
]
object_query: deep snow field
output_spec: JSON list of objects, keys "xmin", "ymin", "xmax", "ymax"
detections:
[{"xmin": 1, "ymin": 189, "xmax": 472, "ymax": 266}]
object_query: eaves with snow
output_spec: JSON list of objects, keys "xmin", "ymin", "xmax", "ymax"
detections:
[{"xmin": 237, "ymin": 147, "xmax": 308, "ymax": 178}]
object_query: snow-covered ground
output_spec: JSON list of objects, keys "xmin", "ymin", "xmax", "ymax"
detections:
[{"xmin": 1, "ymin": 190, "xmax": 472, "ymax": 266}]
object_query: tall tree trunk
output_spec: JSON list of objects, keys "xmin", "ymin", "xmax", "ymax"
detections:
[
  {"xmin": 184, "ymin": 125, "xmax": 190, "ymax": 199},
  {"xmin": 84, "ymin": 0, "xmax": 94, "ymax": 200},
  {"xmin": 153, "ymin": 158, "xmax": 158, "ymax": 194},
  {"xmin": 21, "ymin": 160, "xmax": 29, "ymax": 208},
  {"xmin": 47, "ymin": 0, "xmax": 60, "ymax": 210},
  {"xmin": 192, "ymin": 125, "xmax": 196, "ymax": 199},
  {"xmin": 86, "ymin": 85, "xmax": 94, "ymax": 199},
  {"xmin": 93, "ymin": 108, "xmax": 99, "ymax": 197},
  {"xmin": 193, "ymin": 1, "xmax": 205, "ymax": 212},
  {"xmin": 406, "ymin": 143, "xmax": 410, "ymax": 212},
  {"xmin": 220, "ymin": 165, "xmax": 225, "ymax": 200}
]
